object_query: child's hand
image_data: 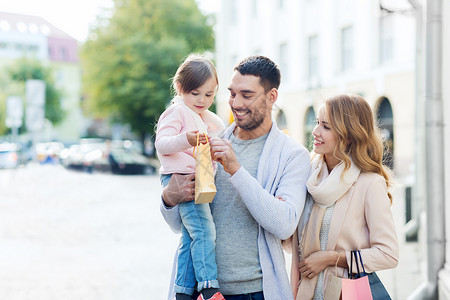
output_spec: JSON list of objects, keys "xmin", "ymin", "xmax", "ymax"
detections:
[
  {"xmin": 186, "ymin": 131, "xmax": 199, "ymax": 146},
  {"xmin": 186, "ymin": 131, "xmax": 210, "ymax": 147},
  {"xmin": 197, "ymin": 133, "xmax": 210, "ymax": 145}
]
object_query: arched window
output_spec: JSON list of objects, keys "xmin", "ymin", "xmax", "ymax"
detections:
[
  {"xmin": 376, "ymin": 97, "xmax": 394, "ymax": 169},
  {"xmin": 304, "ymin": 106, "xmax": 316, "ymax": 151},
  {"xmin": 275, "ymin": 109, "xmax": 288, "ymax": 133}
]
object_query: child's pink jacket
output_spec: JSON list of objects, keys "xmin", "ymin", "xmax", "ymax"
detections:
[{"xmin": 155, "ymin": 98, "xmax": 225, "ymax": 175}]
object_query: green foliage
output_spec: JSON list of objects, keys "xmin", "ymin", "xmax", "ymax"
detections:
[
  {"xmin": 0, "ymin": 107, "xmax": 6, "ymax": 135},
  {"xmin": 80, "ymin": 0, "xmax": 215, "ymax": 138},
  {"xmin": 0, "ymin": 75, "xmax": 11, "ymax": 136},
  {"xmin": 7, "ymin": 58, "xmax": 65, "ymax": 126}
]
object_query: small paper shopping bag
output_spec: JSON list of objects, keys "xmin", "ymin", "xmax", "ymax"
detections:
[
  {"xmin": 324, "ymin": 275, "xmax": 342, "ymax": 300},
  {"xmin": 341, "ymin": 250, "xmax": 374, "ymax": 300},
  {"xmin": 341, "ymin": 276, "xmax": 373, "ymax": 300},
  {"xmin": 194, "ymin": 133, "xmax": 216, "ymax": 204}
]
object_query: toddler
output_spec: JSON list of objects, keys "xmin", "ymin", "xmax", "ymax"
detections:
[{"xmin": 156, "ymin": 54, "xmax": 225, "ymax": 300}]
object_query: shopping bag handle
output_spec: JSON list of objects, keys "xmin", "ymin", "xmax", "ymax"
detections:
[
  {"xmin": 193, "ymin": 132, "xmax": 210, "ymax": 158},
  {"xmin": 349, "ymin": 250, "xmax": 367, "ymax": 279},
  {"xmin": 356, "ymin": 250, "xmax": 367, "ymax": 275},
  {"xmin": 350, "ymin": 250, "xmax": 353, "ymax": 278}
]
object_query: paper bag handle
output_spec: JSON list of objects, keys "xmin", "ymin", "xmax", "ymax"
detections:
[{"xmin": 193, "ymin": 132, "xmax": 210, "ymax": 158}]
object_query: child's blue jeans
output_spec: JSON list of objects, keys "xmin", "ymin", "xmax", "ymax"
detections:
[{"xmin": 161, "ymin": 174, "xmax": 219, "ymax": 295}]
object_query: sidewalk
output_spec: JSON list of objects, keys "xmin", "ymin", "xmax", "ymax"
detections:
[{"xmin": 0, "ymin": 164, "xmax": 179, "ymax": 300}]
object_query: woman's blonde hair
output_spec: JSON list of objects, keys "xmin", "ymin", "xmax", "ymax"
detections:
[{"xmin": 324, "ymin": 94, "xmax": 392, "ymax": 202}]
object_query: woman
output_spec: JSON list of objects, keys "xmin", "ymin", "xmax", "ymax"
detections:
[{"xmin": 290, "ymin": 94, "xmax": 399, "ymax": 299}]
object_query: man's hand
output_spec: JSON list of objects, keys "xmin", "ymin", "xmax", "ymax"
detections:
[
  {"xmin": 210, "ymin": 138, "xmax": 241, "ymax": 175},
  {"xmin": 162, "ymin": 173, "xmax": 195, "ymax": 207}
]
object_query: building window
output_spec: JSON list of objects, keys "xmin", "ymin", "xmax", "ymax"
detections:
[
  {"xmin": 341, "ymin": 26, "xmax": 353, "ymax": 71},
  {"xmin": 276, "ymin": 109, "xmax": 288, "ymax": 132},
  {"xmin": 379, "ymin": 15, "xmax": 393, "ymax": 64},
  {"xmin": 279, "ymin": 42, "xmax": 288, "ymax": 81},
  {"xmin": 56, "ymin": 70, "xmax": 64, "ymax": 85},
  {"xmin": 60, "ymin": 47, "xmax": 67, "ymax": 60},
  {"xmin": 304, "ymin": 106, "xmax": 316, "ymax": 151},
  {"xmin": 376, "ymin": 96, "xmax": 394, "ymax": 169},
  {"xmin": 230, "ymin": 0, "xmax": 237, "ymax": 23},
  {"xmin": 307, "ymin": 35, "xmax": 319, "ymax": 81},
  {"xmin": 252, "ymin": 0, "xmax": 258, "ymax": 17}
]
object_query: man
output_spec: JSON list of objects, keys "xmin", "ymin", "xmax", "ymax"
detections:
[{"xmin": 161, "ymin": 56, "xmax": 311, "ymax": 300}]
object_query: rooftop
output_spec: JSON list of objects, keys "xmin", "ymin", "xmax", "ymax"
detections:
[{"xmin": 0, "ymin": 11, "xmax": 75, "ymax": 40}]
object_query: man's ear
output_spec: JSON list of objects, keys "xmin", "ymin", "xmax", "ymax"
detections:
[{"xmin": 268, "ymin": 88, "xmax": 278, "ymax": 103}]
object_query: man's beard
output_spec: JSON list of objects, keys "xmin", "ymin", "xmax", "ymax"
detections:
[{"xmin": 234, "ymin": 99, "xmax": 267, "ymax": 130}]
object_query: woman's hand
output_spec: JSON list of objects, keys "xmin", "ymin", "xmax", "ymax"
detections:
[{"xmin": 299, "ymin": 250, "xmax": 336, "ymax": 279}]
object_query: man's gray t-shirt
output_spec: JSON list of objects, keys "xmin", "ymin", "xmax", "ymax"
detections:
[{"xmin": 211, "ymin": 132, "xmax": 268, "ymax": 295}]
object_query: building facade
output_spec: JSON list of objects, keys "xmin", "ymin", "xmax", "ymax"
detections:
[
  {"xmin": 438, "ymin": 0, "xmax": 449, "ymax": 298},
  {"xmin": 0, "ymin": 11, "xmax": 82, "ymax": 142},
  {"xmin": 215, "ymin": 0, "xmax": 425, "ymax": 298}
]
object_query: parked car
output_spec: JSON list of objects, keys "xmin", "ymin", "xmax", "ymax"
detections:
[
  {"xmin": 0, "ymin": 143, "xmax": 26, "ymax": 169},
  {"xmin": 60, "ymin": 142, "xmax": 109, "ymax": 173},
  {"xmin": 108, "ymin": 147, "xmax": 155, "ymax": 175},
  {"xmin": 60, "ymin": 139, "xmax": 156, "ymax": 175},
  {"xmin": 35, "ymin": 142, "xmax": 65, "ymax": 164}
]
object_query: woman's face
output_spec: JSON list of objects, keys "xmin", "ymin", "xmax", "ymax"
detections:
[{"xmin": 312, "ymin": 106, "xmax": 340, "ymax": 167}]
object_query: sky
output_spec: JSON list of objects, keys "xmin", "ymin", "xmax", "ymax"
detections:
[{"xmin": 0, "ymin": 0, "xmax": 219, "ymax": 42}]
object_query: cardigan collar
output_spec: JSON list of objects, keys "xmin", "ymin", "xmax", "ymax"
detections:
[{"xmin": 223, "ymin": 120, "xmax": 279, "ymax": 183}]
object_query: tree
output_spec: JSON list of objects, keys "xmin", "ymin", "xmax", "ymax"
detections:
[
  {"xmin": 0, "ymin": 71, "xmax": 15, "ymax": 136},
  {"xmin": 7, "ymin": 58, "xmax": 65, "ymax": 126},
  {"xmin": 80, "ymin": 0, "xmax": 215, "ymax": 144}
]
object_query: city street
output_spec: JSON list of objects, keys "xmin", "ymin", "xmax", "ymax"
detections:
[
  {"xmin": 0, "ymin": 163, "xmax": 420, "ymax": 299},
  {"xmin": 0, "ymin": 163, "xmax": 178, "ymax": 300}
]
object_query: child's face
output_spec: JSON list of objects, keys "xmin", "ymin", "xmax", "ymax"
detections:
[{"xmin": 180, "ymin": 77, "xmax": 217, "ymax": 114}]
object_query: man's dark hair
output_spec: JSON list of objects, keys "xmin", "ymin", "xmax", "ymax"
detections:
[{"xmin": 234, "ymin": 55, "xmax": 281, "ymax": 92}]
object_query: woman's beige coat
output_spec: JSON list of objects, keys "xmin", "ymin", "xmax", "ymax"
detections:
[{"xmin": 289, "ymin": 172, "xmax": 399, "ymax": 299}]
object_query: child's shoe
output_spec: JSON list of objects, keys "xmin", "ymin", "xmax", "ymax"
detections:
[{"xmin": 196, "ymin": 292, "xmax": 225, "ymax": 300}]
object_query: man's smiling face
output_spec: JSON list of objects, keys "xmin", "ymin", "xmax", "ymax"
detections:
[{"xmin": 227, "ymin": 71, "xmax": 271, "ymax": 133}]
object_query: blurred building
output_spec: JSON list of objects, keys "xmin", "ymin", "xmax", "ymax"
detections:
[
  {"xmin": 214, "ymin": 0, "xmax": 428, "ymax": 298},
  {"xmin": 0, "ymin": 11, "xmax": 83, "ymax": 142},
  {"xmin": 215, "ymin": 0, "xmax": 415, "ymax": 178},
  {"xmin": 438, "ymin": 1, "xmax": 449, "ymax": 299}
]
